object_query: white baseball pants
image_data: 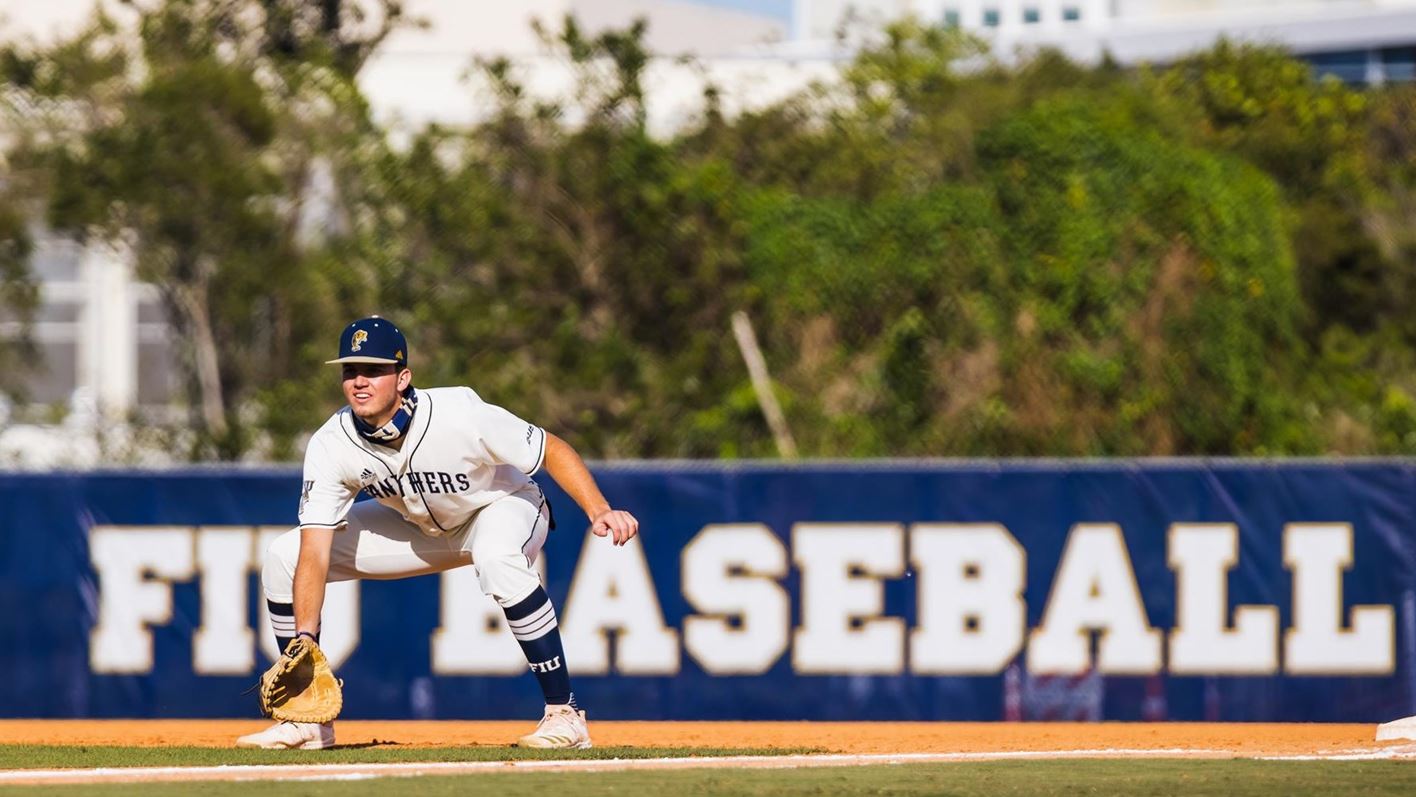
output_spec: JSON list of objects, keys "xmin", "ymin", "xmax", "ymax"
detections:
[{"xmin": 262, "ymin": 484, "xmax": 552, "ymax": 607}]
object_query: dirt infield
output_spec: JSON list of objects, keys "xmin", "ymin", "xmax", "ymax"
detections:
[{"xmin": 0, "ymin": 720, "xmax": 1389, "ymax": 756}]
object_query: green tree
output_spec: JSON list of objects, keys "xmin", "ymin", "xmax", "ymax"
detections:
[
  {"xmin": 371, "ymin": 17, "xmax": 756, "ymax": 456},
  {"xmin": 1, "ymin": 0, "xmax": 408, "ymax": 457},
  {"xmin": 979, "ymin": 97, "xmax": 1310, "ymax": 454},
  {"xmin": 1147, "ymin": 42, "xmax": 1381, "ymax": 336},
  {"xmin": 4, "ymin": 10, "xmax": 1413, "ymax": 460}
]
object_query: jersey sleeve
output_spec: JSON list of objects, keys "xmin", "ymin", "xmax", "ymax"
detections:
[
  {"xmin": 467, "ymin": 390, "xmax": 548, "ymax": 475},
  {"xmin": 297, "ymin": 435, "xmax": 358, "ymax": 529}
]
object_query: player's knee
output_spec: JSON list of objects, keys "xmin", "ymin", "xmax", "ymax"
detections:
[
  {"xmin": 475, "ymin": 553, "xmax": 539, "ymax": 605},
  {"xmin": 261, "ymin": 528, "xmax": 302, "ymax": 601}
]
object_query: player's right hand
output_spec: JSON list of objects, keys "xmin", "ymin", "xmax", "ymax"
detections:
[{"xmin": 590, "ymin": 509, "xmax": 639, "ymax": 546}]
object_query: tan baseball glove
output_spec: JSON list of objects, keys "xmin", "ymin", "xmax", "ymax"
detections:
[{"xmin": 258, "ymin": 636, "xmax": 343, "ymax": 723}]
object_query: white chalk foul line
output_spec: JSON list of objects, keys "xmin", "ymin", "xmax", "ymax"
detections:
[
  {"xmin": 1258, "ymin": 744, "xmax": 1416, "ymax": 761},
  {"xmin": 4, "ymin": 748, "xmax": 1416, "ymax": 785}
]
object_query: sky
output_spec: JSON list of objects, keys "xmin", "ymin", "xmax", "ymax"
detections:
[{"xmin": 696, "ymin": 0, "xmax": 794, "ymax": 24}]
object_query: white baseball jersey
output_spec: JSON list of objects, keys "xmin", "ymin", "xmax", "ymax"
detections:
[{"xmin": 297, "ymin": 386, "xmax": 548, "ymax": 537}]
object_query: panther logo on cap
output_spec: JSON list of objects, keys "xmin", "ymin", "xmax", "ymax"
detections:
[{"xmin": 351, "ymin": 330, "xmax": 368, "ymax": 352}]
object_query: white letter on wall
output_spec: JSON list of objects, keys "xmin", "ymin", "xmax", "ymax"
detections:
[
  {"xmin": 433, "ymin": 558, "xmax": 546, "ymax": 674},
  {"xmin": 1284, "ymin": 523, "xmax": 1393, "ymax": 674},
  {"xmin": 561, "ymin": 535, "xmax": 679, "ymax": 675},
  {"xmin": 90, "ymin": 526, "xmax": 195, "ymax": 673},
  {"xmin": 193, "ymin": 527, "xmax": 258, "ymax": 674},
  {"xmin": 682, "ymin": 524, "xmax": 790, "ymax": 675},
  {"xmin": 911, "ymin": 523, "xmax": 1025, "ymax": 674},
  {"xmin": 793, "ymin": 523, "xmax": 905, "ymax": 674},
  {"xmin": 1167, "ymin": 523, "xmax": 1278, "ymax": 674},
  {"xmin": 256, "ymin": 527, "xmax": 361, "ymax": 670},
  {"xmin": 1027, "ymin": 523, "xmax": 1161, "ymax": 674}
]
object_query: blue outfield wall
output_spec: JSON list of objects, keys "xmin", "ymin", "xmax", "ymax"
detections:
[{"xmin": 1, "ymin": 461, "xmax": 1415, "ymax": 722}]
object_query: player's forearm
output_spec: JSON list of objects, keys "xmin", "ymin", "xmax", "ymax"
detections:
[
  {"xmin": 543, "ymin": 432, "xmax": 611, "ymax": 519},
  {"xmin": 293, "ymin": 527, "xmax": 334, "ymax": 635}
]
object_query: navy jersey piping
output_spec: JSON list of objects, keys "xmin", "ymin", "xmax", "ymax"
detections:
[
  {"xmin": 407, "ymin": 392, "xmax": 449, "ymax": 533},
  {"xmin": 308, "ymin": 420, "xmax": 396, "ymax": 525},
  {"xmin": 528, "ymin": 427, "xmax": 547, "ymax": 475},
  {"xmin": 519, "ymin": 494, "xmax": 546, "ymax": 567},
  {"xmin": 337, "ymin": 415, "xmax": 398, "ymax": 481}
]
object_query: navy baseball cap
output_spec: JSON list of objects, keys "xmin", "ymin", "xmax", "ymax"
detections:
[{"xmin": 326, "ymin": 316, "xmax": 408, "ymax": 366}]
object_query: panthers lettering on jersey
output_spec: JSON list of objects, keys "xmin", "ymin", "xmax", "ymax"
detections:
[
  {"xmin": 299, "ymin": 386, "xmax": 548, "ymax": 537},
  {"xmin": 361, "ymin": 472, "xmax": 473, "ymax": 499}
]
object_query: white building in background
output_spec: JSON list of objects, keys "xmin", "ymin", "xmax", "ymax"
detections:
[
  {"xmin": 358, "ymin": 0, "xmax": 819, "ymax": 138},
  {"xmin": 0, "ymin": 0, "xmax": 1413, "ymax": 465},
  {"xmin": 789, "ymin": 1, "xmax": 1416, "ymax": 83}
]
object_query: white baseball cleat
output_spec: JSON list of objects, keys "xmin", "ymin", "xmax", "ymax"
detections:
[
  {"xmin": 516, "ymin": 704, "xmax": 592, "ymax": 749},
  {"xmin": 235, "ymin": 720, "xmax": 335, "ymax": 750}
]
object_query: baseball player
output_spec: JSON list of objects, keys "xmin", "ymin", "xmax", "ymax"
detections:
[{"xmin": 236, "ymin": 316, "xmax": 638, "ymax": 750}]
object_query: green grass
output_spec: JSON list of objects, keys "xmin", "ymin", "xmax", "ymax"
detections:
[
  {"xmin": 0, "ymin": 744, "xmax": 814, "ymax": 769},
  {"xmin": 3, "ymin": 760, "xmax": 1416, "ymax": 796}
]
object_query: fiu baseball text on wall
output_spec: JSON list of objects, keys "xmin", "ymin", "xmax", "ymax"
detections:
[{"xmin": 87, "ymin": 522, "xmax": 1393, "ymax": 678}]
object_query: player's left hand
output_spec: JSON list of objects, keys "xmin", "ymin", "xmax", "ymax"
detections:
[{"xmin": 590, "ymin": 509, "xmax": 639, "ymax": 546}]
